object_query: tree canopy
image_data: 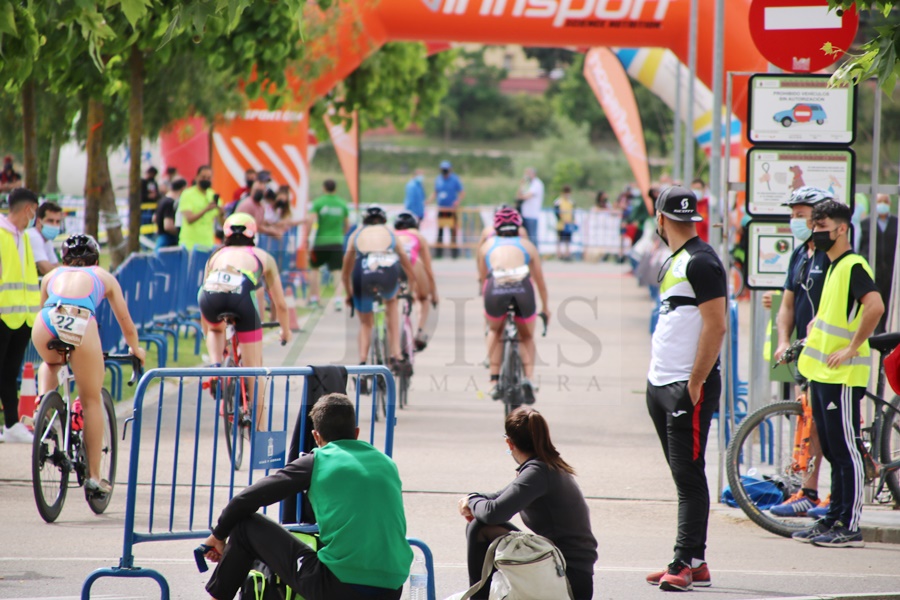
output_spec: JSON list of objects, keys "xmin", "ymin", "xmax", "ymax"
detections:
[{"xmin": 828, "ymin": 2, "xmax": 900, "ymax": 89}]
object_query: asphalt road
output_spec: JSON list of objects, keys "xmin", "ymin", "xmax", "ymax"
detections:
[{"xmin": 2, "ymin": 259, "xmax": 899, "ymax": 600}]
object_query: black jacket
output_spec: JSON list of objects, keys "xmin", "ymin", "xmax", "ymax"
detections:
[{"xmin": 859, "ymin": 215, "xmax": 897, "ymax": 302}]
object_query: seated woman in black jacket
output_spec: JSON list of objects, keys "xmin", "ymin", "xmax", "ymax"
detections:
[{"xmin": 458, "ymin": 408, "xmax": 598, "ymax": 599}]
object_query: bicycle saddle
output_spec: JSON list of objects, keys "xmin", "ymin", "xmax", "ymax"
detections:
[
  {"xmin": 47, "ymin": 339, "xmax": 76, "ymax": 354},
  {"xmin": 869, "ymin": 332, "xmax": 900, "ymax": 354},
  {"xmin": 218, "ymin": 312, "xmax": 240, "ymax": 323}
]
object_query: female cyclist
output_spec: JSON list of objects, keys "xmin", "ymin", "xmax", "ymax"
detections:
[
  {"xmin": 31, "ymin": 234, "xmax": 147, "ymax": 495},
  {"xmin": 199, "ymin": 213, "xmax": 292, "ymax": 429},
  {"xmin": 393, "ymin": 211, "xmax": 439, "ymax": 351},
  {"xmin": 458, "ymin": 408, "xmax": 598, "ymax": 599},
  {"xmin": 477, "ymin": 207, "xmax": 549, "ymax": 403}
]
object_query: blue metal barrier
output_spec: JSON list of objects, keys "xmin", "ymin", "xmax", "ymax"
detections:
[
  {"xmin": 152, "ymin": 248, "xmax": 203, "ymax": 355},
  {"xmin": 115, "ymin": 254, "xmax": 169, "ymax": 367},
  {"xmin": 81, "ymin": 364, "xmax": 436, "ymax": 600}
]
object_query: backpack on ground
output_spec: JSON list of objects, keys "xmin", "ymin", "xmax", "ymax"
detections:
[
  {"xmin": 458, "ymin": 531, "xmax": 573, "ymax": 600},
  {"xmin": 239, "ymin": 532, "xmax": 317, "ymax": 600}
]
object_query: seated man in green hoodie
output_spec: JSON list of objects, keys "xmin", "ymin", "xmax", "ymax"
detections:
[{"xmin": 202, "ymin": 393, "xmax": 412, "ymax": 600}]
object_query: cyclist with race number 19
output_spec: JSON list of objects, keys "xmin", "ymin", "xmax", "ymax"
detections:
[{"xmin": 477, "ymin": 207, "xmax": 549, "ymax": 404}]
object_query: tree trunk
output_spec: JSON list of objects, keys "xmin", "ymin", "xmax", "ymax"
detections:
[
  {"xmin": 85, "ymin": 98, "xmax": 127, "ymax": 268},
  {"xmin": 22, "ymin": 78, "xmax": 39, "ymax": 192},
  {"xmin": 45, "ymin": 132, "xmax": 61, "ymax": 195},
  {"xmin": 127, "ymin": 45, "xmax": 144, "ymax": 255}
]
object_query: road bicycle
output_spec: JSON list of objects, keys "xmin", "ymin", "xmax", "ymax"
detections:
[
  {"xmin": 210, "ymin": 315, "xmax": 283, "ymax": 470},
  {"xmin": 31, "ymin": 340, "xmax": 141, "ymax": 523},
  {"xmin": 397, "ymin": 283, "xmax": 417, "ymax": 410},
  {"xmin": 725, "ymin": 333, "xmax": 900, "ymax": 537},
  {"xmin": 496, "ymin": 306, "xmax": 547, "ymax": 417}
]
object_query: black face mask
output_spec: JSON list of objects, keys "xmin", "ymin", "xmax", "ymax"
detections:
[
  {"xmin": 246, "ymin": 179, "xmax": 256, "ymax": 188},
  {"xmin": 812, "ymin": 229, "xmax": 837, "ymax": 252},
  {"xmin": 252, "ymin": 190, "xmax": 264, "ymax": 202},
  {"xmin": 656, "ymin": 217, "xmax": 669, "ymax": 246},
  {"xmin": 198, "ymin": 179, "xmax": 212, "ymax": 190},
  {"xmin": 441, "ymin": 169, "xmax": 449, "ymax": 176}
]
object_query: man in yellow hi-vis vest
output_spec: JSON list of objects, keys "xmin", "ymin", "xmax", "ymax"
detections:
[
  {"xmin": 0, "ymin": 188, "xmax": 41, "ymax": 443},
  {"xmin": 794, "ymin": 200, "xmax": 884, "ymax": 548}
]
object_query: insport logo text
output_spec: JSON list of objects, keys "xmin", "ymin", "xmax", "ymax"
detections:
[{"xmin": 421, "ymin": 0, "xmax": 673, "ymax": 27}]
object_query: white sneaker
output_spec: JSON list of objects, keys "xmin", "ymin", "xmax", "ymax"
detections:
[
  {"xmin": 3, "ymin": 422, "xmax": 33, "ymax": 444},
  {"xmin": 334, "ymin": 298, "xmax": 343, "ymax": 312}
]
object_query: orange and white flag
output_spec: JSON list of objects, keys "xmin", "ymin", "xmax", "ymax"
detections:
[{"xmin": 323, "ymin": 110, "xmax": 359, "ymax": 208}]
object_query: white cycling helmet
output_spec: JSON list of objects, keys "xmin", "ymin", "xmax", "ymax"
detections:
[{"xmin": 782, "ymin": 186, "xmax": 833, "ymax": 207}]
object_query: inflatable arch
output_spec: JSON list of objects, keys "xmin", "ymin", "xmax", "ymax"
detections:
[{"xmin": 162, "ymin": 0, "xmax": 766, "ymax": 208}]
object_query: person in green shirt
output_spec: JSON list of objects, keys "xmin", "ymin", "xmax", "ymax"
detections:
[
  {"xmin": 202, "ymin": 393, "xmax": 412, "ymax": 600},
  {"xmin": 178, "ymin": 165, "xmax": 222, "ymax": 250},
  {"xmin": 304, "ymin": 180, "xmax": 350, "ymax": 307}
]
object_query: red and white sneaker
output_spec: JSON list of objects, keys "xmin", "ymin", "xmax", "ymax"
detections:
[{"xmin": 647, "ymin": 561, "xmax": 711, "ymax": 588}]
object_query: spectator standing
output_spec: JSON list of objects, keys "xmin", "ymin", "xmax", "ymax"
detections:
[
  {"xmin": 201, "ymin": 394, "xmax": 412, "ymax": 600},
  {"xmin": 645, "ymin": 186, "xmax": 726, "ymax": 591},
  {"xmin": 159, "ymin": 165, "xmax": 179, "ymax": 195},
  {"xmin": 153, "ymin": 178, "xmax": 186, "ymax": 250},
  {"xmin": 859, "ymin": 193, "xmax": 897, "ymax": 333},
  {"xmin": 27, "ymin": 201, "xmax": 64, "ymax": 275},
  {"xmin": 794, "ymin": 200, "xmax": 884, "ymax": 548},
  {"xmin": 306, "ymin": 180, "xmax": 350, "ymax": 307},
  {"xmin": 178, "ymin": 165, "xmax": 221, "ymax": 250},
  {"xmin": 593, "ymin": 190, "xmax": 609, "ymax": 210},
  {"xmin": 554, "ymin": 185, "xmax": 575, "ymax": 261},
  {"xmin": 0, "ymin": 156, "xmax": 21, "ymax": 193},
  {"xmin": 0, "ymin": 188, "xmax": 41, "ymax": 443},
  {"xmin": 232, "ymin": 168, "xmax": 257, "ymax": 204},
  {"xmin": 235, "ymin": 171, "xmax": 282, "ymax": 238},
  {"xmin": 517, "ymin": 167, "xmax": 544, "ymax": 243},
  {"xmin": 691, "ymin": 178, "xmax": 711, "ymax": 243},
  {"xmin": 430, "ymin": 160, "xmax": 465, "ymax": 259},
  {"xmin": 140, "ymin": 166, "xmax": 160, "ymax": 206},
  {"xmin": 403, "ymin": 168, "xmax": 426, "ymax": 221}
]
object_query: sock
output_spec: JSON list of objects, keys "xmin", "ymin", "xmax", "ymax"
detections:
[
  {"xmin": 690, "ymin": 558, "xmax": 706, "ymax": 568},
  {"xmin": 802, "ymin": 488, "xmax": 819, "ymax": 502}
]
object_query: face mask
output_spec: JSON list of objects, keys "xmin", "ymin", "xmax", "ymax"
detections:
[
  {"xmin": 28, "ymin": 213, "xmax": 36, "ymax": 228},
  {"xmin": 812, "ymin": 229, "xmax": 837, "ymax": 252},
  {"xmin": 252, "ymin": 190, "xmax": 264, "ymax": 202},
  {"xmin": 656, "ymin": 217, "xmax": 668, "ymax": 246},
  {"xmin": 441, "ymin": 169, "xmax": 449, "ymax": 176},
  {"xmin": 198, "ymin": 179, "xmax": 212, "ymax": 191},
  {"xmin": 41, "ymin": 224, "xmax": 61, "ymax": 241},
  {"xmin": 415, "ymin": 174, "xmax": 424, "ymax": 183},
  {"xmin": 790, "ymin": 218, "xmax": 812, "ymax": 243},
  {"xmin": 877, "ymin": 203, "xmax": 890, "ymax": 216}
]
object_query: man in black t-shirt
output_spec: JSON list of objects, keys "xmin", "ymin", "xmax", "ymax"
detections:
[{"xmin": 154, "ymin": 178, "xmax": 186, "ymax": 249}]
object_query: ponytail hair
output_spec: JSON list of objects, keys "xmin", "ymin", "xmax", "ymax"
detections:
[{"xmin": 505, "ymin": 408, "xmax": 575, "ymax": 475}]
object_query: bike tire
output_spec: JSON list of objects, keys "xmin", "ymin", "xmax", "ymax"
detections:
[
  {"xmin": 32, "ymin": 392, "xmax": 69, "ymax": 523},
  {"xmin": 86, "ymin": 389, "xmax": 118, "ymax": 514},
  {"xmin": 725, "ymin": 401, "xmax": 809, "ymax": 538},
  {"xmin": 221, "ymin": 357, "xmax": 243, "ymax": 470},
  {"xmin": 399, "ymin": 327, "xmax": 410, "ymax": 409},
  {"xmin": 501, "ymin": 342, "xmax": 522, "ymax": 418},
  {"xmin": 370, "ymin": 331, "xmax": 384, "ymax": 422},
  {"xmin": 879, "ymin": 395, "xmax": 900, "ymax": 502}
]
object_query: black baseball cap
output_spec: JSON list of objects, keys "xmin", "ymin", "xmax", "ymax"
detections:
[{"xmin": 655, "ymin": 185, "xmax": 703, "ymax": 222}]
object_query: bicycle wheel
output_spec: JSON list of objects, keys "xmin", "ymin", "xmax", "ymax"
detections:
[
  {"xmin": 86, "ymin": 389, "xmax": 118, "ymax": 514},
  {"xmin": 370, "ymin": 331, "xmax": 384, "ymax": 422},
  {"xmin": 879, "ymin": 395, "xmax": 900, "ymax": 501},
  {"xmin": 399, "ymin": 327, "xmax": 410, "ymax": 409},
  {"xmin": 221, "ymin": 357, "xmax": 243, "ymax": 470},
  {"xmin": 726, "ymin": 401, "xmax": 816, "ymax": 538},
  {"xmin": 32, "ymin": 392, "xmax": 69, "ymax": 523},
  {"xmin": 501, "ymin": 342, "xmax": 523, "ymax": 418}
]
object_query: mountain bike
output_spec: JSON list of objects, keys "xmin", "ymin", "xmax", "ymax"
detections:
[
  {"xmin": 496, "ymin": 307, "xmax": 547, "ymax": 417},
  {"xmin": 211, "ymin": 315, "xmax": 283, "ymax": 471},
  {"xmin": 31, "ymin": 340, "xmax": 142, "ymax": 523},
  {"xmin": 725, "ymin": 333, "xmax": 900, "ymax": 537}
]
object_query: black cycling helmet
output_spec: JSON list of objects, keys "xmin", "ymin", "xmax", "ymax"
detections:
[
  {"xmin": 394, "ymin": 211, "xmax": 418, "ymax": 230},
  {"xmin": 61, "ymin": 234, "xmax": 101, "ymax": 266},
  {"xmin": 782, "ymin": 186, "xmax": 833, "ymax": 207},
  {"xmin": 363, "ymin": 204, "xmax": 388, "ymax": 225}
]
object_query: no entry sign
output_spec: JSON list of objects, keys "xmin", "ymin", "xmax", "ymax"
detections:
[{"xmin": 749, "ymin": 0, "xmax": 859, "ymax": 73}]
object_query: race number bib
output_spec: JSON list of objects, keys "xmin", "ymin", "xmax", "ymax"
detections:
[
  {"xmin": 49, "ymin": 304, "xmax": 92, "ymax": 347},
  {"xmin": 493, "ymin": 265, "xmax": 530, "ymax": 286},
  {"xmin": 363, "ymin": 252, "xmax": 399, "ymax": 272},
  {"xmin": 204, "ymin": 269, "xmax": 245, "ymax": 294}
]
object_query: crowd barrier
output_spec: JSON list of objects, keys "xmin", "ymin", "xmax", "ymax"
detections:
[{"xmin": 81, "ymin": 364, "xmax": 436, "ymax": 600}]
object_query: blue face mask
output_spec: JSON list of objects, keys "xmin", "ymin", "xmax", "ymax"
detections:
[
  {"xmin": 790, "ymin": 217, "xmax": 811, "ymax": 243},
  {"xmin": 877, "ymin": 203, "xmax": 890, "ymax": 216},
  {"xmin": 416, "ymin": 174, "xmax": 424, "ymax": 183},
  {"xmin": 41, "ymin": 224, "xmax": 61, "ymax": 241}
]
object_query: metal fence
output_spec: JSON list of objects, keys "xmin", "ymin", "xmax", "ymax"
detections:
[{"xmin": 81, "ymin": 364, "xmax": 435, "ymax": 600}]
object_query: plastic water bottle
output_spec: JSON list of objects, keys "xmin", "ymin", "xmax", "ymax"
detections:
[
  {"xmin": 409, "ymin": 555, "xmax": 428, "ymax": 600},
  {"xmin": 71, "ymin": 397, "xmax": 84, "ymax": 431}
]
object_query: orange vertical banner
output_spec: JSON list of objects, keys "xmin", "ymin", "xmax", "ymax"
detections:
[
  {"xmin": 323, "ymin": 111, "xmax": 359, "ymax": 208},
  {"xmin": 583, "ymin": 48, "xmax": 652, "ymax": 212}
]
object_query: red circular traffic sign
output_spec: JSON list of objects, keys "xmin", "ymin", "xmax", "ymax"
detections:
[{"xmin": 749, "ymin": 0, "xmax": 859, "ymax": 73}]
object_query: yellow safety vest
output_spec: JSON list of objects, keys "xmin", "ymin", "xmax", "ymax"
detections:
[
  {"xmin": 797, "ymin": 254, "xmax": 872, "ymax": 387},
  {"xmin": 0, "ymin": 227, "xmax": 40, "ymax": 328}
]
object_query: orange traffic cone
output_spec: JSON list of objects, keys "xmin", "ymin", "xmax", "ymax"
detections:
[{"xmin": 19, "ymin": 362, "xmax": 37, "ymax": 429}]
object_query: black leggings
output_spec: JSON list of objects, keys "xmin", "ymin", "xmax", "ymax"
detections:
[
  {"xmin": 0, "ymin": 321, "xmax": 31, "ymax": 428},
  {"xmin": 465, "ymin": 520, "xmax": 593, "ymax": 600}
]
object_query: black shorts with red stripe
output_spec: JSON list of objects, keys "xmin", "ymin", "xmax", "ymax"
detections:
[{"xmin": 645, "ymin": 370, "xmax": 720, "ymax": 563}]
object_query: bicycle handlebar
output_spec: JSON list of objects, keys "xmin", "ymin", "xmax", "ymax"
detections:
[
  {"xmin": 104, "ymin": 353, "xmax": 143, "ymax": 386},
  {"xmin": 774, "ymin": 338, "xmax": 806, "ymax": 368},
  {"xmin": 539, "ymin": 312, "xmax": 548, "ymax": 337},
  {"xmin": 261, "ymin": 321, "xmax": 288, "ymax": 346}
]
